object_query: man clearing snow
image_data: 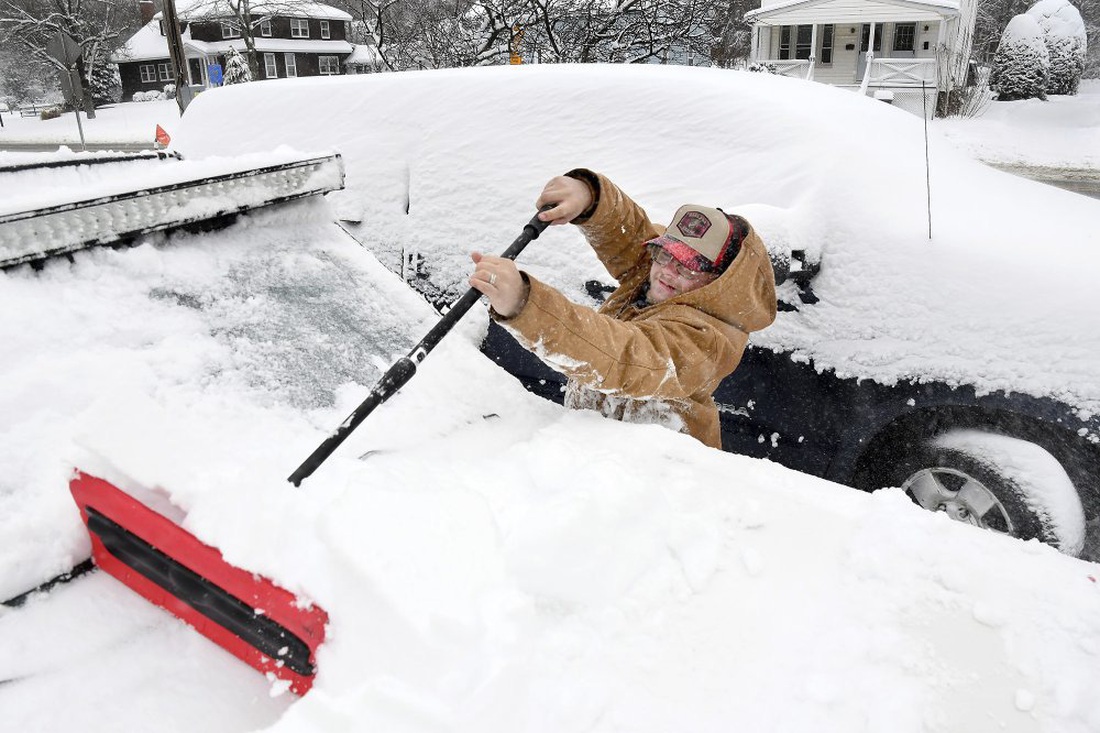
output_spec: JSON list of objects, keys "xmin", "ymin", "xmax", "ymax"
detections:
[{"xmin": 470, "ymin": 169, "xmax": 777, "ymax": 448}]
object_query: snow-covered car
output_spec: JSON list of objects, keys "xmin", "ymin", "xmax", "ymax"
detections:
[
  {"xmin": 483, "ymin": 297, "xmax": 1099, "ymax": 557},
  {"xmin": 171, "ymin": 64, "xmax": 1100, "ymax": 558}
]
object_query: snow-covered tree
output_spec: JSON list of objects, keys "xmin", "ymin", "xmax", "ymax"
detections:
[
  {"xmin": 223, "ymin": 47, "xmax": 253, "ymax": 84},
  {"xmin": 0, "ymin": 45, "xmax": 54, "ymax": 105},
  {"xmin": 87, "ymin": 57, "xmax": 120, "ymax": 105},
  {"xmin": 0, "ymin": 0, "xmax": 136, "ymax": 113},
  {"xmin": 328, "ymin": 0, "xmax": 740, "ymax": 70},
  {"xmin": 991, "ymin": 14, "xmax": 1050, "ymax": 99},
  {"xmin": 1026, "ymin": 0, "xmax": 1088, "ymax": 94},
  {"xmin": 1085, "ymin": 0, "xmax": 1100, "ymax": 77}
]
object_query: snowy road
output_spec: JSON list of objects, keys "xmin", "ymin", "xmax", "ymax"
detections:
[{"xmin": 986, "ymin": 162, "xmax": 1100, "ymax": 199}]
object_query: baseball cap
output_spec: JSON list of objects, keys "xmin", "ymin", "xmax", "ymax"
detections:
[{"xmin": 645, "ymin": 204, "xmax": 744, "ymax": 274}]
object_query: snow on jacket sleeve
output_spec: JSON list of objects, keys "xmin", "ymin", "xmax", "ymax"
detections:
[
  {"xmin": 500, "ymin": 274, "xmax": 743, "ymax": 401},
  {"xmin": 565, "ymin": 169, "xmax": 660, "ymax": 281}
]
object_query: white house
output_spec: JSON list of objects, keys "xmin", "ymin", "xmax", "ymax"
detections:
[{"xmin": 745, "ymin": 0, "xmax": 977, "ymax": 113}]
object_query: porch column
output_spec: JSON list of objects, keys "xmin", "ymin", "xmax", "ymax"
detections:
[
  {"xmin": 806, "ymin": 24, "xmax": 818, "ymax": 80},
  {"xmin": 936, "ymin": 20, "xmax": 950, "ymax": 88},
  {"xmin": 751, "ymin": 24, "xmax": 759, "ymax": 62},
  {"xmin": 858, "ymin": 22, "xmax": 876, "ymax": 94}
]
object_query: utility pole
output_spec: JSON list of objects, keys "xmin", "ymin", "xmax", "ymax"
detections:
[{"xmin": 161, "ymin": 0, "xmax": 190, "ymax": 114}]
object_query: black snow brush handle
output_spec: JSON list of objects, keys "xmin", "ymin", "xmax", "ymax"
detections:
[{"xmin": 288, "ymin": 208, "xmax": 552, "ymax": 486}]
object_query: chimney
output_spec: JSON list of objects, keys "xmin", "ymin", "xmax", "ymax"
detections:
[{"xmin": 139, "ymin": 0, "xmax": 155, "ymax": 25}]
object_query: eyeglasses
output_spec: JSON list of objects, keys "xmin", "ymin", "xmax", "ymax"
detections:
[{"xmin": 647, "ymin": 244, "xmax": 709, "ymax": 281}]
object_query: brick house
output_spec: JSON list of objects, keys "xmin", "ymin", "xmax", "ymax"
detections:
[{"xmin": 111, "ymin": 0, "xmax": 353, "ymax": 100}]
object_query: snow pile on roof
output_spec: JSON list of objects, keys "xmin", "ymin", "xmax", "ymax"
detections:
[
  {"xmin": 172, "ymin": 64, "xmax": 1100, "ymax": 420},
  {"xmin": 345, "ymin": 43, "xmax": 383, "ymax": 65},
  {"xmin": 0, "ymin": 147, "xmax": 329, "ymax": 215},
  {"xmin": 170, "ymin": 0, "xmax": 351, "ymax": 20},
  {"xmin": 159, "ymin": 0, "xmax": 347, "ymax": 19},
  {"xmin": 111, "ymin": 20, "xmax": 168, "ymax": 63},
  {"xmin": 113, "ymin": 6, "xmax": 353, "ymax": 63}
]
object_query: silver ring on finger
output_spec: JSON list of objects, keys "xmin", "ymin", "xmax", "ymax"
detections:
[{"xmin": 488, "ymin": 272, "xmax": 497, "ymax": 286}]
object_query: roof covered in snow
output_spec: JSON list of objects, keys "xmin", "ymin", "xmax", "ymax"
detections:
[
  {"xmin": 166, "ymin": 0, "xmax": 352, "ymax": 21},
  {"xmin": 345, "ymin": 44, "xmax": 383, "ymax": 66},
  {"xmin": 111, "ymin": 19, "xmax": 352, "ymax": 63},
  {"xmin": 747, "ymin": 0, "xmax": 960, "ymax": 24}
]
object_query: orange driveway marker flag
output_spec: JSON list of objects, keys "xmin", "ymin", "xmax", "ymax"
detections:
[{"xmin": 155, "ymin": 124, "xmax": 171, "ymax": 147}]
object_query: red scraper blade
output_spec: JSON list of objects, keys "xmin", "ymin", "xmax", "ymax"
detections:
[{"xmin": 70, "ymin": 471, "xmax": 327, "ymax": 695}]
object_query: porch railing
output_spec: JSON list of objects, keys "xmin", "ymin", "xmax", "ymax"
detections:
[
  {"xmin": 763, "ymin": 60, "xmax": 811, "ymax": 79},
  {"xmin": 755, "ymin": 56, "xmax": 938, "ymax": 89},
  {"xmin": 866, "ymin": 58, "xmax": 937, "ymax": 87}
]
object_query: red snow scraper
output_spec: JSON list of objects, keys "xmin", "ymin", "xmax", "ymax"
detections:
[{"xmin": 70, "ymin": 471, "xmax": 327, "ymax": 695}]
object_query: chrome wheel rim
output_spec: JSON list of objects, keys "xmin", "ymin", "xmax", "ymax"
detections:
[{"xmin": 901, "ymin": 467, "xmax": 1015, "ymax": 535}]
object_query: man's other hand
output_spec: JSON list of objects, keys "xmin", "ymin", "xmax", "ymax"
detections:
[{"xmin": 536, "ymin": 176, "xmax": 593, "ymax": 226}]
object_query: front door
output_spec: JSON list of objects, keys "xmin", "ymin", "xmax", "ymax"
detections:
[{"xmin": 188, "ymin": 57, "xmax": 204, "ymax": 86}]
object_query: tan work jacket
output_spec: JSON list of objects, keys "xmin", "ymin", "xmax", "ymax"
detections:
[{"xmin": 498, "ymin": 171, "xmax": 777, "ymax": 448}]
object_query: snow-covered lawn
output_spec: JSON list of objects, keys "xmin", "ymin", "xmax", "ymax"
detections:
[
  {"xmin": 935, "ymin": 78, "xmax": 1100, "ymax": 168},
  {"xmin": 1, "ymin": 66, "xmax": 1099, "ymax": 733},
  {"xmin": 0, "ymin": 98, "xmax": 179, "ymax": 147}
]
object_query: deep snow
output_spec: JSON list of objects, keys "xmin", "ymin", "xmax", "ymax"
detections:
[{"xmin": 1, "ymin": 66, "xmax": 1099, "ymax": 733}]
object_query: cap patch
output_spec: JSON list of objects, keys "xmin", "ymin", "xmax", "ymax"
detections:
[{"xmin": 676, "ymin": 211, "xmax": 712, "ymax": 240}]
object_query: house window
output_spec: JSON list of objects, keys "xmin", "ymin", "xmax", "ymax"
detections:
[
  {"xmin": 221, "ymin": 22, "xmax": 240, "ymax": 39},
  {"xmin": 820, "ymin": 24, "xmax": 834, "ymax": 64},
  {"xmin": 320, "ymin": 20, "xmax": 330, "ymax": 39},
  {"xmin": 140, "ymin": 64, "xmax": 157, "ymax": 83},
  {"xmin": 860, "ymin": 24, "xmax": 883, "ymax": 53},
  {"xmin": 319, "ymin": 55, "xmax": 339, "ymax": 75},
  {"xmin": 795, "ymin": 25, "xmax": 813, "ymax": 60},
  {"xmin": 291, "ymin": 19, "xmax": 309, "ymax": 38},
  {"xmin": 264, "ymin": 52, "xmax": 277, "ymax": 78},
  {"xmin": 779, "ymin": 26, "xmax": 814, "ymax": 60},
  {"xmin": 260, "ymin": 19, "xmax": 272, "ymax": 37},
  {"xmin": 285, "ymin": 53, "xmax": 297, "ymax": 77},
  {"xmin": 158, "ymin": 62, "xmax": 172, "ymax": 81},
  {"xmin": 893, "ymin": 23, "xmax": 916, "ymax": 52}
]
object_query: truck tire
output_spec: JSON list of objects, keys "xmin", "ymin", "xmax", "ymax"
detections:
[{"xmin": 888, "ymin": 429, "xmax": 1085, "ymax": 556}]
